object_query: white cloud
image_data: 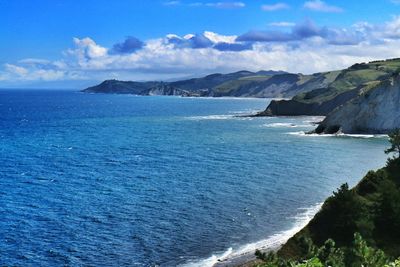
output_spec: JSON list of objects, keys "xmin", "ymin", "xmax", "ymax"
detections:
[
  {"xmin": 69, "ymin": 37, "xmax": 108, "ymax": 60},
  {"xmin": 4, "ymin": 64, "xmax": 29, "ymax": 76},
  {"xmin": 188, "ymin": 2, "xmax": 245, "ymax": 8},
  {"xmin": 383, "ymin": 15, "xmax": 400, "ymax": 38},
  {"xmin": 303, "ymin": 0, "xmax": 343, "ymax": 12},
  {"xmin": 268, "ymin": 21, "xmax": 296, "ymax": 27},
  {"xmin": 3, "ymin": 17, "xmax": 400, "ymax": 85},
  {"xmin": 205, "ymin": 2, "xmax": 245, "ymax": 8},
  {"xmin": 261, "ymin": 3, "xmax": 290, "ymax": 11},
  {"xmin": 203, "ymin": 31, "xmax": 237, "ymax": 43},
  {"xmin": 163, "ymin": 1, "xmax": 180, "ymax": 6}
]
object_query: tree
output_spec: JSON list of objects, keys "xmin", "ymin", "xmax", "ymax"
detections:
[
  {"xmin": 385, "ymin": 129, "xmax": 400, "ymax": 158},
  {"xmin": 349, "ymin": 232, "xmax": 389, "ymax": 267}
]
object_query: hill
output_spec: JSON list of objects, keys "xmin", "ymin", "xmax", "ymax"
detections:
[
  {"xmin": 258, "ymin": 58, "xmax": 400, "ymax": 117},
  {"xmin": 82, "ymin": 70, "xmax": 337, "ymax": 98},
  {"xmin": 253, "ymin": 134, "xmax": 400, "ymax": 266},
  {"xmin": 277, "ymin": 155, "xmax": 400, "ymax": 265}
]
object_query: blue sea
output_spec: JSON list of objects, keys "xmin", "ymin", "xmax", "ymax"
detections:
[{"xmin": 0, "ymin": 90, "xmax": 389, "ymax": 266}]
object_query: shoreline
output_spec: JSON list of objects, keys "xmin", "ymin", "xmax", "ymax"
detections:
[{"xmin": 181, "ymin": 203, "xmax": 322, "ymax": 267}]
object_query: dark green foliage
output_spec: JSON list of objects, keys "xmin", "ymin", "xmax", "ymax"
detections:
[
  {"xmin": 257, "ymin": 233, "xmax": 394, "ymax": 267},
  {"xmin": 254, "ymin": 127, "xmax": 400, "ymax": 267},
  {"xmin": 317, "ymin": 239, "xmax": 345, "ymax": 267},
  {"xmin": 277, "ymin": 138, "xmax": 400, "ymax": 264},
  {"xmin": 385, "ymin": 129, "xmax": 400, "ymax": 158},
  {"xmin": 282, "ymin": 158, "xmax": 400, "ymax": 260},
  {"xmin": 307, "ymin": 183, "xmax": 364, "ymax": 246},
  {"xmin": 347, "ymin": 233, "xmax": 388, "ymax": 267}
]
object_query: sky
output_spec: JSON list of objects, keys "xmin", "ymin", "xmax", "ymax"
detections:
[{"xmin": 1, "ymin": 0, "xmax": 400, "ymax": 88}]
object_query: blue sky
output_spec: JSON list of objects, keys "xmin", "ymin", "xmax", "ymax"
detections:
[{"xmin": 1, "ymin": 0, "xmax": 400, "ymax": 88}]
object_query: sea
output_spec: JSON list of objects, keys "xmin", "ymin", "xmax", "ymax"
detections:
[{"xmin": 0, "ymin": 89, "xmax": 389, "ymax": 266}]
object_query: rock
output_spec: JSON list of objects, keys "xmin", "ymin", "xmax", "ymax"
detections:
[{"xmin": 315, "ymin": 77, "xmax": 400, "ymax": 134}]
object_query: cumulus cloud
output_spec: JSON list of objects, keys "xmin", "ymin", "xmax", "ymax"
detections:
[
  {"xmin": 303, "ymin": 0, "xmax": 343, "ymax": 13},
  {"xmin": 237, "ymin": 19, "xmax": 321, "ymax": 42},
  {"xmin": 67, "ymin": 37, "xmax": 108, "ymax": 62},
  {"xmin": 3, "ymin": 17, "xmax": 400, "ymax": 86},
  {"xmin": 237, "ymin": 19, "xmax": 363, "ymax": 45},
  {"xmin": 166, "ymin": 33, "xmax": 213, "ymax": 48},
  {"xmin": 213, "ymin": 42, "xmax": 252, "ymax": 51},
  {"xmin": 203, "ymin": 31, "xmax": 236, "ymax": 43},
  {"xmin": 261, "ymin": 3, "xmax": 290, "ymax": 11},
  {"xmin": 165, "ymin": 31, "xmax": 241, "ymax": 49},
  {"xmin": 111, "ymin": 36, "xmax": 144, "ymax": 54}
]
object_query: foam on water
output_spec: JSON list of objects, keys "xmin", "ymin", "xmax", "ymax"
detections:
[
  {"xmin": 263, "ymin": 122, "xmax": 311, "ymax": 128},
  {"xmin": 184, "ymin": 113, "xmax": 257, "ymax": 121},
  {"xmin": 185, "ymin": 114, "xmax": 236, "ymax": 120},
  {"xmin": 181, "ymin": 203, "xmax": 322, "ymax": 267},
  {"xmin": 288, "ymin": 131, "xmax": 388, "ymax": 139}
]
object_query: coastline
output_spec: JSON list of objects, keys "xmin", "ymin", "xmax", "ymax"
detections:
[{"xmin": 181, "ymin": 203, "xmax": 322, "ymax": 267}]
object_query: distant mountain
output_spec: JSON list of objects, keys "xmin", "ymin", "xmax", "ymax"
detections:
[{"xmin": 82, "ymin": 70, "xmax": 336, "ymax": 98}]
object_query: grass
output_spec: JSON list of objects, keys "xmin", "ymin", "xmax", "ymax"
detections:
[{"xmin": 293, "ymin": 60, "xmax": 396, "ymax": 104}]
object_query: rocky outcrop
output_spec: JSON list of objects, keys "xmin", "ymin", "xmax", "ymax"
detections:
[
  {"xmin": 314, "ymin": 77, "xmax": 400, "ymax": 134},
  {"xmin": 257, "ymin": 88, "xmax": 359, "ymax": 116},
  {"xmin": 142, "ymin": 84, "xmax": 189, "ymax": 96}
]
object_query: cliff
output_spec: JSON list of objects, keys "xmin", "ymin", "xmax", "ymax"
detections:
[
  {"xmin": 259, "ymin": 58, "xmax": 400, "ymax": 117},
  {"xmin": 314, "ymin": 76, "xmax": 400, "ymax": 134}
]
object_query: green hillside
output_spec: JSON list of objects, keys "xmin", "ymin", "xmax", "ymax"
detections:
[
  {"xmin": 261, "ymin": 58, "xmax": 400, "ymax": 116},
  {"xmin": 253, "ymin": 131, "xmax": 400, "ymax": 267}
]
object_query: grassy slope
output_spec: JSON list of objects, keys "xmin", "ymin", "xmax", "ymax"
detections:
[
  {"xmin": 212, "ymin": 72, "xmax": 338, "ymax": 98},
  {"xmin": 292, "ymin": 59, "xmax": 400, "ymax": 104},
  {"xmin": 278, "ymin": 157, "xmax": 400, "ymax": 260}
]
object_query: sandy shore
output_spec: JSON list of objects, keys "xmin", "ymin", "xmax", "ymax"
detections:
[{"xmin": 213, "ymin": 251, "xmax": 262, "ymax": 267}]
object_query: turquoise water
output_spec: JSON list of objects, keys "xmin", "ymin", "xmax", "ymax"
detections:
[{"xmin": 0, "ymin": 90, "xmax": 388, "ymax": 266}]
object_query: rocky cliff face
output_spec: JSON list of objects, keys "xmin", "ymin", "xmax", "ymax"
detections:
[
  {"xmin": 257, "ymin": 88, "xmax": 359, "ymax": 116},
  {"xmin": 315, "ymin": 77, "xmax": 400, "ymax": 134},
  {"xmin": 142, "ymin": 84, "xmax": 188, "ymax": 96},
  {"xmin": 258, "ymin": 59, "xmax": 400, "ymax": 117}
]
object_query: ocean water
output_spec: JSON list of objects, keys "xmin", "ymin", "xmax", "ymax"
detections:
[{"xmin": 0, "ymin": 90, "xmax": 389, "ymax": 266}]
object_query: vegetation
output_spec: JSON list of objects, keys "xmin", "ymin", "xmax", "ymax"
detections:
[
  {"xmin": 261, "ymin": 58, "xmax": 400, "ymax": 117},
  {"xmin": 385, "ymin": 129, "xmax": 400, "ymax": 158},
  {"xmin": 255, "ymin": 233, "xmax": 396, "ymax": 267},
  {"xmin": 292, "ymin": 59, "xmax": 398, "ymax": 105},
  {"xmin": 254, "ymin": 131, "xmax": 400, "ymax": 266}
]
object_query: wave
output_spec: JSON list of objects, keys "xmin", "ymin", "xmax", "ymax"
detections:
[
  {"xmin": 263, "ymin": 122, "xmax": 312, "ymax": 128},
  {"xmin": 180, "ymin": 203, "xmax": 322, "ymax": 267},
  {"xmin": 184, "ymin": 114, "xmax": 257, "ymax": 121},
  {"xmin": 287, "ymin": 131, "xmax": 388, "ymax": 139},
  {"xmin": 184, "ymin": 114, "xmax": 236, "ymax": 121},
  {"xmin": 300, "ymin": 116, "xmax": 325, "ymax": 124}
]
